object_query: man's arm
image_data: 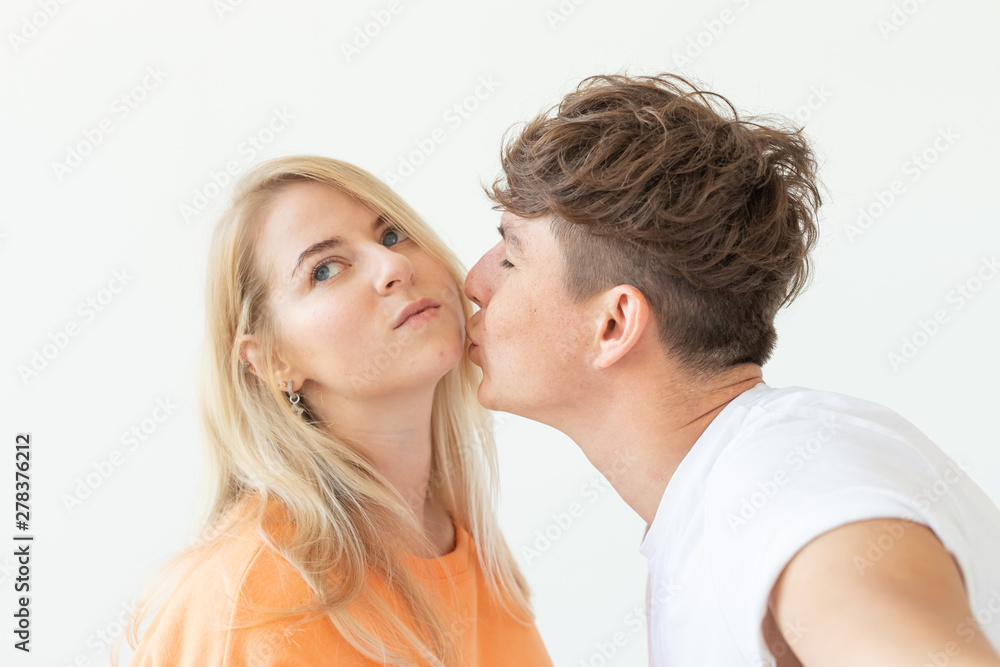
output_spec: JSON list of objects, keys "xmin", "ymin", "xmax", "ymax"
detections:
[{"xmin": 767, "ymin": 517, "xmax": 1000, "ymax": 667}]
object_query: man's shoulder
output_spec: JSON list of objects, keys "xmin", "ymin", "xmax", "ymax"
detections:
[
  {"xmin": 714, "ymin": 384, "xmax": 922, "ymax": 459},
  {"xmin": 710, "ymin": 386, "xmax": 934, "ymax": 482},
  {"xmin": 646, "ymin": 385, "xmax": 918, "ymax": 539},
  {"xmin": 737, "ymin": 384, "xmax": 902, "ymax": 423}
]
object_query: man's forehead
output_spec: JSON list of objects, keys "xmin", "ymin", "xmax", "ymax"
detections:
[
  {"xmin": 498, "ymin": 211, "xmax": 524, "ymax": 238},
  {"xmin": 498, "ymin": 211, "xmax": 530, "ymax": 258},
  {"xmin": 499, "ymin": 210, "xmax": 522, "ymax": 225},
  {"xmin": 499, "ymin": 210, "xmax": 553, "ymax": 237},
  {"xmin": 498, "ymin": 211, "xmax": 567, "ymax": 272}
]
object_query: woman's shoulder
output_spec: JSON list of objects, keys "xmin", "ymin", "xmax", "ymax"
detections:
[
  {"xmin": 129, "ymin": 496, "xmax": 338, "ymax": 665},
  {"xmin": 183, "ymin": 494, "xmax": 314, "ymax": 607}
]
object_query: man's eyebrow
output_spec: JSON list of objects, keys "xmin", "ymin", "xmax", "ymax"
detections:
[
  {"xmin": 291, "ymin": 215, "xmax": 387, "ymax": 279},
  {"xmin": 497, "ymin": 222, "xmax": 524, "ymax": 257}
]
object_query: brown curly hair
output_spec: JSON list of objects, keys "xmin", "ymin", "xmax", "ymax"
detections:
[{"xmin": 486, "ymin": 72, "xmax": 822, "ymax": 374}]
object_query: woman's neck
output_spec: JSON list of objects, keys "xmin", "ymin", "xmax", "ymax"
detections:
[{"xmin": 310, "ymin": 385, "xmax": 453, "ymax": 553}]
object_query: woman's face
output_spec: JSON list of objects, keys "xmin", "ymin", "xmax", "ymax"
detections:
[{"xmin": 253, "ymin": 180, "xmax": 465, "ymax": 406}]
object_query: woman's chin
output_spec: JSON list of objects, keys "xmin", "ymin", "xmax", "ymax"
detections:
[
  {"xmin": 435, "ymin": 337, "xmax": 467, "ymax": 375},
  {"xmin": 395, "ymin": 338, "xmax": 466, "ymax": 386}
]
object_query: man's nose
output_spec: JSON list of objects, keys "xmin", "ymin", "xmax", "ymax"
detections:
[{"xmin": 465, "ymin": 243, "xmax": 500, "ymax": 308}]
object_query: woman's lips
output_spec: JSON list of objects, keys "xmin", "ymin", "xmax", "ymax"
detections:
[
  {"xmin": 398, "ymin": 304, "xmax": 440, "ymax": 328},
  {"xmin": 394, "ymin": 297, "xmax": 441, "ymax": 328}
]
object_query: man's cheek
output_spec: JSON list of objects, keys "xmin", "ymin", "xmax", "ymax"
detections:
[{"xmin": 496, "ymin": 317, "xmax": 539, "ymax": 354}]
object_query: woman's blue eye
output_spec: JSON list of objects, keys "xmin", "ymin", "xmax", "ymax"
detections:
[
  {"xmin": 310, "ymin": 228, "xmax": 407, "ymax": 284},
  {"xmin": 312, "ymin": 259, "xmax": 341, "ymax": 283},
  {"xmin": 383, "ymin": 227, "xmax": 409, "ymax": 247}
]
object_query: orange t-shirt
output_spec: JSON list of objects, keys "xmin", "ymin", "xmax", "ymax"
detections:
[{"xmin": 128, "ymin": 498, "xmax": 553, "ymax": 666}]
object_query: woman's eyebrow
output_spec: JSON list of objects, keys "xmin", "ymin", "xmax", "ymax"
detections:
[{"xmin": 291, "ymin": 215, "xmax": 387, "ymax": 279}]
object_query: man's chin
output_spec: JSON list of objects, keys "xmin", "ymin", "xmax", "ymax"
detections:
[
  {"xmin": 468, "ymin": 342, "xmax": 484, "ymax": 367},
  {"xmin": 469, "ymin": 348, "xmax": 512, "ymax": 411},
  {"xmin": 475, "ymin": 379, "xmax": 494, "ymax": 408},
  {"xmin": 475, "ymin": 378, "xmax": 505, "ymax": 412}
]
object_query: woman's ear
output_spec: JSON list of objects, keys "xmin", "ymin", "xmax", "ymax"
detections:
[
  {"xmin": 591, "ymin": 285, "xmax": 650, "ymax": 370},
  {"xmin": 238, "ymin": 333, "xmax": 262, "ymax": 378},
  {"xmin": 238, "ymin": 333, "xmax": 297, "ymax": 388}
]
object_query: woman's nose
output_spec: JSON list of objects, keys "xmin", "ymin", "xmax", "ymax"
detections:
[{"xmin": 373, "ymin": 244, "xmax": 414, "ymax": 293}]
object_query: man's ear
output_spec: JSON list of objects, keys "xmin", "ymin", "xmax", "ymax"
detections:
[
  {"xmin": 591, "ymin": 285, "xmax": 649, "ymax": 370},
  {"xmin": 238, "ymin": 333, "xmax": 293, "ymax": 386}
]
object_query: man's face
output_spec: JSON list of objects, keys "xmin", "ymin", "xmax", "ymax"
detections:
[{"xmin": 464, "ymin": 211, "xmax": 592, "ymax": 417}]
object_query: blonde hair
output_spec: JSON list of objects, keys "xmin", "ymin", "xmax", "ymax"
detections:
[{"xmin": 117, "ymin": 155, "xmax": 533, "ymax": 666}]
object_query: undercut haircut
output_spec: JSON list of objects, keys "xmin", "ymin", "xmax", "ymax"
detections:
[{"xmin": 488, "ymin": 73, "xmax": 822, "ymax": 375}]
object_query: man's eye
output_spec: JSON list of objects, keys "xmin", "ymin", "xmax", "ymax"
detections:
[
  {"xmin": 500, "ymin": 259, "xmax": 514, "ymax": 268},
  {"xmin": 383, "ymin": 227, "xmax": 409, "ymax": 247}
]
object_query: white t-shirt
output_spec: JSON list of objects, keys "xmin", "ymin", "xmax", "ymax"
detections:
[{"xmin": 639, "ymin": 382, "xmax": 1000, "ymax": 666}]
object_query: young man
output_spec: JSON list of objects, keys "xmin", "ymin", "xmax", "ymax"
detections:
[{"xmin": 463, "ymin": 73, "xmax": 1000, "ymax": 667}]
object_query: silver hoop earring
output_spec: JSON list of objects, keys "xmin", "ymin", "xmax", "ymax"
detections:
[{"xmin": 286, "ymin": 379, "xmax": 306, "ymax": 418}]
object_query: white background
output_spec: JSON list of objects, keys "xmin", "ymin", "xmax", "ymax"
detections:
[{"xmin": 1, "ymin": 0, "xmax": 998, "ymax": 665}]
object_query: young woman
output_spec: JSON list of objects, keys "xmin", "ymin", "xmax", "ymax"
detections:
[{"xmin": 120, "ymin": 156, "xmax": 553, "ymax": 666}]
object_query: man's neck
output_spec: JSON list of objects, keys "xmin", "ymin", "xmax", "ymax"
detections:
[{"xmin": 551, "ymin": 364, "xmax": 764, "ymax": 524}]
